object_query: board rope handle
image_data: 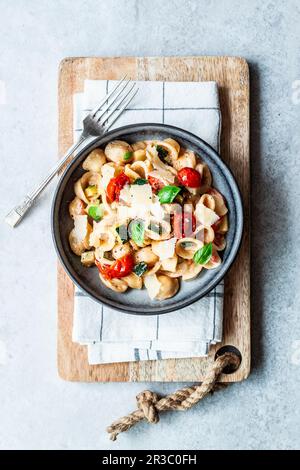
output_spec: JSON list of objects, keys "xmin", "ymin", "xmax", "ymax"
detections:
[{"xmin": 107, "ymin": 351, "xmax": 240, "ymax": 441}]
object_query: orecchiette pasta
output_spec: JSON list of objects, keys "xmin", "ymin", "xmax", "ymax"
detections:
[
  {"xmin": 69, "ymin": 228, "xmax": 89, "ymax": 256},
  {"xmin": 144, "ymin": 261, "xmax": 162, "ymax": 276},
  {"xmin": 130, "ymin": 160, "xmax": 152, "ymax": 178},
  {"xmin": 145, "ymin": 218, "xmax": 172, "ymax": 241},
  {"xmin": 99, "ymin": 274, "xmax": 128, "ymax": 293},
  {"xmin": 104, "ymin": 140, "xmax": 133, "ymax": 163},
  {"xmin": 122, "ymin": 273, "xmax": 143, "ymax": 289},
  {"xmin": 133, "ymin": 246, "xmax": 159, "ymax": 266},
  {"xmin": 175, "ymin": 238, "xmax": 203, "ymax": 260},
  {"xmin": 155, "ymin": 275, "xmax": 179, "ymax": 300},
  {"xmin": 82, "ymin": 148, "xmax": 106, "ymax": 172},
  {"xmin": 68, "ymin": 138, "xmax": 229, "ymax": 300},
  {"xmin": 74, "ymin": 171, "xmax": 101, "ymax": 204},
  {"xmin": 173, "ymin": 149, "xmax": 197, "ymax": 171}
]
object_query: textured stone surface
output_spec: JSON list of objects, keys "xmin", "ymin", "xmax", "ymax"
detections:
[{"xmin": 0, "ymin": 0, "xmax": 300, "ymax": 450}]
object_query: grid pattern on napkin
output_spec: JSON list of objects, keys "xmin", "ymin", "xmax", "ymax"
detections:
[
  {"xmin": 72, "ymin": 79, "xmax": 224, "ymax": 364},
  {"xmin": 73, "ymin": 80, "xmax": 221, "ymax": 148}
]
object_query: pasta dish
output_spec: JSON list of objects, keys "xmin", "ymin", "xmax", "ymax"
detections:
[{"xmin": 68, "ymin": 138, "xmax": 228, "ymax": 300}]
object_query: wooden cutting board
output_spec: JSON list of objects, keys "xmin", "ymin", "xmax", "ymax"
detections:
[{"xmin": 57, "ymin": 56, "xmax": 250, "ymax": 382}]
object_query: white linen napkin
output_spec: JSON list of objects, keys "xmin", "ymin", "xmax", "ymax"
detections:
[{"xmin": 72, "ymin": 79, "xmax": 223, "ymax": 364}]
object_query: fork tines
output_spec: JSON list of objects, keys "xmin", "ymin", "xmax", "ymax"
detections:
[
  {"xmin": 91, "ymin": 77, "xmax": 138, "ymax": 129},
  {"xmin": 4, "ymin": 76, "xmax": 139, "ymax": 228},
  {"xmin": 105, "ymin": 86, "xmax": 139, "ymax": 131}
]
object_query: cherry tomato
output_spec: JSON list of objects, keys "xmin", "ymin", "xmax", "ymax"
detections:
[
  {"xmin": 109, "ymin": 254, "xmax": 134, "ymax": 278},
  {"xmin": 173, "ymin": 211, "xmax": 196, "ymax": 238},
  {"xmin": 95, "ymin": 259, "xmax": 112, "ymax": 279},
  {"xmin": 107, "ymin": 172, "xmax": 130, "ymax": 202},
  {"xmin": 148, "ymin": 175, "xmax": 165, "ymax": 192},
  {"xmin": 95, "ymin": 253, "xmax": 134, "ymax": 280},
  {"xmin": 177, "ymin": 167, "xmax": 201, "ymax": 188}
]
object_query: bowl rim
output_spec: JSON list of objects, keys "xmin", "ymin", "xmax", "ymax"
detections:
[{"xmin": 51, "ymin": 123, "xmax": 244, "ymax": 315}]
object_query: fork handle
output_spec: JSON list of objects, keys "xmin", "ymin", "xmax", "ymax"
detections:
[{"xmin": 5, "ymin": 136, "xmax": 86, "ymax": 227}]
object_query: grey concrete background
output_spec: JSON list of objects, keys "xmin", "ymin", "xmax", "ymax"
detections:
[{"xmin": 0, "ymin": 0, "xmax": 300, "ymax": 450}]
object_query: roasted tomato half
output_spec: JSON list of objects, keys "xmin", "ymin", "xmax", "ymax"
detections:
[
  {"xmin": 107, "ymin": 172, "xmax": 130, "ymax": 202},
  {"xmin": 95, "ymin": 253, "xmax": 134, "ymax": 279},
  {"xmin": 148, "ymin": 175, "xmax": 165, "ymax": 192}
]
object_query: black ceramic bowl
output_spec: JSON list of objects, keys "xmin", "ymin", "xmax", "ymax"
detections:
[{"xmin": 52, "ymin": 124, "xmax": 243, "ymax": 315}]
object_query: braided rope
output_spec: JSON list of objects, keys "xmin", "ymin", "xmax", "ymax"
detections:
[{"xmin": 107, "ymin": 352, "xmax": 240, "ymax": 441}]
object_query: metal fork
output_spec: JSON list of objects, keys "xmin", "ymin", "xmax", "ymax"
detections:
[{"xmin": 5, "ymin": 77, "xmax": 138, "ymax": 227}]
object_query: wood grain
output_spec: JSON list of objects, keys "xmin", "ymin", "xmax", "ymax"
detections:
[{"xmin": 57, "ymin": 56, "xmax": 250, "ymax": 382}]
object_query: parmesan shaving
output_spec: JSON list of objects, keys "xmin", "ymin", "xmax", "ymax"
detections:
[
  {"xmin": 73, "ymin": 215, "xmax": 88, "ymax": 241},
  {"xmin": 152, "ymin": 238, "xmax": 177, "ymax": 260},
  {"xmin": 195, "ymin": 203, "xmax": 219, "ymax": 227},
  {"xmin": 161, "ymin": 256, "xmax": 178, "ymax": 272},
  {"xmin": 143, "ymin": 274, "xmax": 161, "ymax": 299},
  {"xmin": 101, "ymin": 164, "xmax": 115, "ymax": 189},
  {"xmin": 129, "ymin": 184, "xmax": 153, "ymax": 207},
  {"xmin": 128, "ymin": 183, "xmax": 153, "ymax": 218},
  {"xmin": 117, "ymin": 205, "xmax": 131, "ymax": 223},
  {"xmin": 150, "ymin": 196, "xmax": 165, "ymax": 221},
  {"xmin": 148, "ymin": 169, "xmax": 175, "ymax": 185},
  {"xmin": 119, "ymin": 185, "xmax": 131, "ymax": 205}
]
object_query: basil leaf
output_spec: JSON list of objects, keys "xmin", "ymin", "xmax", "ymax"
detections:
[
  {"xmin": 116, "ymin": 225, "xmax": 128, "ymax": 243},
  {"xmin": 130, "ymin": 219, "xmax": 145, "ymax": 245},
  {"xmin": 156, "ymin": 145, "xmax": 168, "ymax": 161},
  {"xmin": 133, "ymin": 178, "xmax": 147, "ymax": 185},
  {"xmin": 123, "ymin": 151, "xmax": 133, "ymax": 161},
  {"xmin": 158, "ymin": 185, "xmax": 181, "ymax": 204},
  {"xmin": 133, "ymin": 262, "xmax": 148, "ymax": 277},
  {"xmin": 193, "ymin": 243, "xmax": 213, "ymax": 265},
  {"xmin": 88, "ymin": 204, "xmax": 103, "ymax": 222}
]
